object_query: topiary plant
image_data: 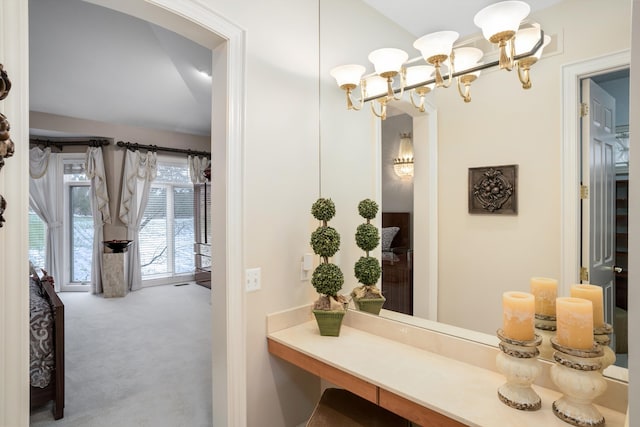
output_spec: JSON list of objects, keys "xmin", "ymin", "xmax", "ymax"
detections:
[
  {"xmin": 310, "ymin": 198, "xmax": 346, "ymax": 311},
  {"xmin": 351, "ymin": 199, "xmax": 384, "ymax": 312}
]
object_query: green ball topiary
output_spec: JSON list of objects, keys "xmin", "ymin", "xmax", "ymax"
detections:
[
  {"xmin": 354, "ymin": 256, "xmax": 381, "ymax": 286},
  {"xmin": 355, "ymin": 223, "xmax": 379, "ymax": 252},
  {"xmin": 311, "ymin": 198, "xmax": 336, "ymax": 222},
  {"xmin": 357, "ymin": 199, "xmax": 378, "ymax": 220},
  {"xmin": 310, "ymin": 226, "xmax": 341, "ymax": 258},
  {"xmin": 312, "ymin": 263, "xmax": 344, "ymax": 296}
]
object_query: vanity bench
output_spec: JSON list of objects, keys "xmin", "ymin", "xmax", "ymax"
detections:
[{"xmin": 267, "ymin": 307, "xmax": 627, "ymax": 427}]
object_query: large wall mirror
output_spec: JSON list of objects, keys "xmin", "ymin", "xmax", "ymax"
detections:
[{"xmin": 319, "ymin": 0, "xmax": 631, "ymax": 382}]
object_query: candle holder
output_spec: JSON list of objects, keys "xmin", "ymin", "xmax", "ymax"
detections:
[
  {"xmin": 534, "ymin": 313, "xmax": 556, "ymax": 360},
  {"xmin": 550, "ymin": 336, "xmax": 607, "ymax": 427},
  {"xmin": 496, "ymin": 329, "xmax": 543, "ymax": 411},
  {"xmin": 593, "ymin": 323, "xmax": 615, "ymax": 371}
]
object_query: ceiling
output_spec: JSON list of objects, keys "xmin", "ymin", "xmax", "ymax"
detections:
[
  {"xmin": 361, "ymin": 0, "xmax": 564, "ymax": 38},
  {"xmin": 29, "ymin": 0, "xmax": 213, "ymax": 137},
  {"xmin": 28, "ymin": 0, "xmax": 564, "ymax": 138}
]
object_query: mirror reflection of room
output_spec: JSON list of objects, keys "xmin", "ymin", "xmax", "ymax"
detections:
[
  {"xmin": 321, "ymin": 0, "xmax": 631, "ymax": 381},
  {"xmin": 380, "ymin": 115, "xmax": 414, "ymax": 316}
]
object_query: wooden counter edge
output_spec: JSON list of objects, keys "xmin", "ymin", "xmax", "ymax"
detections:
[
  {"xmin": 267, "ymin": 337, "xmax": 377, "ymax": 404},
  {"xmin": 378, "ymin": 388, "xmax": 467, "ymax": 427}
]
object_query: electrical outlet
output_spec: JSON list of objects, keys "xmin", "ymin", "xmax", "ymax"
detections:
[
  {"xmin": 300, "ymin": 262, "xmax": 310, "ymax": 281},
  {"xmin": 245, "ymin": 268, "xmax": 261, "ymax": 292}
]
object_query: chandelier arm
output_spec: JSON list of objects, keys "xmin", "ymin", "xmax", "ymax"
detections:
[
  {"xmin": 392, "ymin": 69, "xmax": 406, "ymax": 101},
  {"xmin": 517, "ymin": 64, "xmax": 532, "ymax": 89},
  {"xmin": 409, "ymin": 91, "xmax": 425, "ymax": 113},
  {"xmin": 456, "ymin": 78, "xmax": 472, "ymax": 103},
  {"xmin": 370, "ymin": 102, "xmax": 387, "ymax": 120}
]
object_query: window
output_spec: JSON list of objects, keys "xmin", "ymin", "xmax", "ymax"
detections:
[
  {"xmin": 139, "ymin": 159, "xmax": 195, "ymax": 280},
  {"xmin": 29, "ymin": 207, "xmax": 46, "ymax": 269},
  {"xmin": 64, "ymin": 159, "xmax": 92, "ymax": 286}
]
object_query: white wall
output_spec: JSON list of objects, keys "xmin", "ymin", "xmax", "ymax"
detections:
[{"xmin": 434, "ymin": 0, "xmax": 632, "ymax": 335}]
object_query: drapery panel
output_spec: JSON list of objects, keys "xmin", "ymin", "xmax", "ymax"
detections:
[
  {"xmin": 29, "ymin": 147, "xmax": 62, "ymax": 285},
  {"xmin": 85, "ymin": 146, "xmax": 111, "ymax": 294},
  {"xmin": 119, "ymin": 149, "xmax": 157, "ymax": 291},
  {"xmin": 188, "ymin": 155, "xmax": 209, "ymax": 184}
]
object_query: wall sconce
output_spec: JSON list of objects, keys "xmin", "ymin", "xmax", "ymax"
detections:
[
  {"xmin": 393, "ymin": 133, "xmax": 414, "ymax": 179},
  {"xmin": 330, "ymin": 1, "xmax": 550, "ymax": 119}
]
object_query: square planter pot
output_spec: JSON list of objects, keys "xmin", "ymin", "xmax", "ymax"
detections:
[
  {"xmin": 354, "ymin": 296, "xmax": 386, "ymax": 315},
  {"xmin": 313, "ymin": 309, "xmax": 346, "ymax": 337}
]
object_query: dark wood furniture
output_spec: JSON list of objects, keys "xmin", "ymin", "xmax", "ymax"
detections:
[
  {"xmin": 381, "ymin": 212, "xmax": 413, "ymax": 315},
  {"xmin": 194, "ymin": 182, "xmax": 211, "ymax": 288},
  {"xmin": 614, "ymin": 178, "xmax": 628, "ymax": 354},
  {"xmin": 615, "ymin": 178, "xmax": 628, "ymax": 310},
  {"xmin": 30, "ymin": 280, "xmax": 65, "ymax": 420}
]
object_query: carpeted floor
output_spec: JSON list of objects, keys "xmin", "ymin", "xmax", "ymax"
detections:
[{"xmin": 30, "ymin": 283, "xmax": 212, "ymax": 427}]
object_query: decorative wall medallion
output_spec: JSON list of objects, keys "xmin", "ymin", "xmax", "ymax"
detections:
[
  {"xmin": 0, "ymin": 64, "xmax": 11, "ymax": 100},
  {"xmin": 0, "ymin": 113, "xmax": 14, "ymax": 171},
  {"xmin": 0, "ymin": 195, "xmax": 6, "ymax": 227},
  {"xmin": 469, "ymin": 164, "xmax": 518, "ymax": 214}
]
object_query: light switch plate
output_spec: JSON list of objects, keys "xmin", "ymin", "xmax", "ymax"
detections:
[{"xmin": 245, "ymin": 268, "xmax": 261, "ymax": 292}]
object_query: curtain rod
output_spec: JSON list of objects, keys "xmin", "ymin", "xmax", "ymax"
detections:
[
  {"xmin": 29, "ymin": 137, "xmax": 110, "ymax": 150},
  {"xmin": 116, "ymin": 140, "xmax": 211, "ymax": 159}
]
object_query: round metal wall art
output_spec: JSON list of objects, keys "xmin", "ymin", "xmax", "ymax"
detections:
[
  {"xmin": 0, "ymin": 64, "xmax": 11, "ymax": 100},
  {"xmin": 0, "ymin": 63, "xmax": 11, "ymax": 228}
]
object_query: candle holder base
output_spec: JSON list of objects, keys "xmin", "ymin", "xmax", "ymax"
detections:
[
  {"xmin": 496, "ymin": 329, "xmax": 542, "ymax": 411},
  {"xmin": 550, "ymin": 337, "xmax": 607, "ymax": 427},
  {"xmin": 535, "ymin": 313, "xmax": 556, "ymax": 360},
  {"xmin": 594, "ymin": 323, "xmax": 615, "ymax": 371}
]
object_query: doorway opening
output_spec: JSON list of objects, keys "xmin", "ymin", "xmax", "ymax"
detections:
[{"xmin": 580, "ymin": 68, "xmax": 629, "ymax": 368}]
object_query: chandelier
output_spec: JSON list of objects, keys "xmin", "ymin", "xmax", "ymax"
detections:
[{"xmin": 329, "ymin": 1, "xmax": 550, "ymax": 120}]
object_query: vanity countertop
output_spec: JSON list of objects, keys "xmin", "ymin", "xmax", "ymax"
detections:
[{"xmin": 268, "ymin": 319, "xmax": 626, "ymax": 427}]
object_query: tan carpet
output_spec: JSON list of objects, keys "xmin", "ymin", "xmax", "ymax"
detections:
[{"xmin": 30, "ymin": 283, "xmax": 212, "ymax": 427}]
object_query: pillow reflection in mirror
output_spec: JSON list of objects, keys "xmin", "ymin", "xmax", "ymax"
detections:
[{"xmin": 381, "ymin": 227, "xmax": 400, "ymax": 251}]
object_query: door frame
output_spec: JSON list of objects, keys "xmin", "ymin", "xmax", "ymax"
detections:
[
  {"xmin": 561, "ymin": 50, "xmax": 630, "ymax": 297},
  {"xmin": 0, "ymin": 1, "xmax": 247, "ymax": 425},
  {"xmin": 561, "ymin": 50, "xmax": 629, "ymax": 382}
]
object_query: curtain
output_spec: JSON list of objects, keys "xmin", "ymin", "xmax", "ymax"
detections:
[
  {"xmin": 85, "ymin": 146, "xmax": 111, "ymax": 294},
  {"xmin": 188, "ymin": 155, "xmax": 209, "ymax": 184},
  {"xmin": 29, "ymin": 147, "xmax": 62, "ymax": 285},
  {"xmin": 119, "ymin": 149, "xmax": 157, "ymax": 291}
]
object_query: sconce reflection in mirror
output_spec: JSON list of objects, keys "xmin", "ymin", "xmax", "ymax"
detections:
[
  {"xmin": 393, "ymin": 133, "xmax": 414, "ymax": 179},
  {"xmin": 0, "ymin": 113, "xmax": 15, "ymax": 171},
  {"xmin": 0, "ymin": 64, "xmax": 11, "ymax": 100},
  {"xmin": 329, "ymin": 1, "xmax": 552, "ymax": 119}
]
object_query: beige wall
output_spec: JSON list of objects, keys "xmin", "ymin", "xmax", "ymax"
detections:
[
  {"xmin": 433, "ymin": 0, "xmax": 631, "ymax": 335},
  {"xmin": 2, "ymin": 0, "xmax": 634, "ymax": 426},
  {"xmin": 30, "ymin": 111, "xmax": 210, "ymax": 240},
  {"xmin": 202, "ymin": 0, "xmax": 322, "ymax": 424}
]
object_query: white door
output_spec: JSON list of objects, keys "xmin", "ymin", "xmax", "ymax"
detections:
[{"xmin": 581, "ymin": 78, "xmax": 616, "ymax": 326}]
